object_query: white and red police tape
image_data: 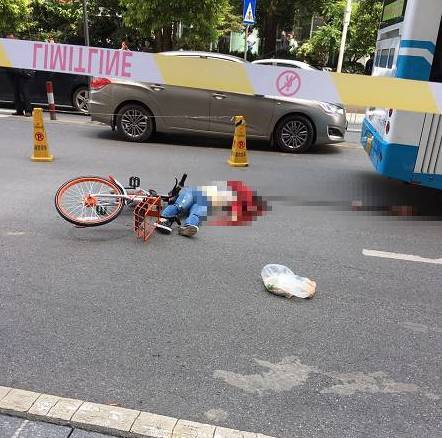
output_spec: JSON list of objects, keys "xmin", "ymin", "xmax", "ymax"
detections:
[{"xmin": 0, "ymin": 38, "xmax": 441, "ymax": 114}]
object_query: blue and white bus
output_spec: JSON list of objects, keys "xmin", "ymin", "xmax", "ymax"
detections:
[{"xmin": 361, "ymin": 0, "xmax": 442, "ymax": 190}]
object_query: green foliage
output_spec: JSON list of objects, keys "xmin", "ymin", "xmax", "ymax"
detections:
[
  {"xmin": 121, "ymin": 0, "xmax": 241, "ymax": 51},
  {"xmin": 297, "ymin": 0, "xmax": 345, "ymax": 66},
  {"xmin": 0, "ymin": 0, "xmax": 30, "ymax": 35},
  {"xmin": 86, "ymin": 0, "xmax": 135, "ymax": 48},
  {"xmin": 177, "ymin": 1, "xmax": 242, "ymax": 51},
  {"xmin": 298, "ymin": 0, "xmax": 383, "ymax": 69},
  {"xmin": 16, "ymin": 1, "xmax": 138, "ymax": 48},
  {"xmin": 26, "ymin": 0, "xmax": 82, "ymax": 43},
  {"xmin": 245, "ymin": 0, "xmax": 327, "ymax": 55},
  {"xmin": 2, "ymin": 0, "xmax": 382, "ymax": 59},
  {"xmin": 346, "ymin": 0, "xmax": 383, "ymax": 62}
]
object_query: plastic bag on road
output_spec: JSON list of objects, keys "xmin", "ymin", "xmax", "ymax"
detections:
[{"xmin": 261, "ymin": 264, "xmax": 316, "ymax": 299}]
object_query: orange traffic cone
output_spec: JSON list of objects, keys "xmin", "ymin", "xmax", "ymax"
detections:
[
  {"xmin": 31, "ymin": 108, "xmax": 53, "ymax": 162},
  {"xmin": 228, "ymin": 115, "xmax": 248, "ymax": 167}
]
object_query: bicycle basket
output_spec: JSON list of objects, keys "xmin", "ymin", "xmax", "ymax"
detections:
[{"xmin": 133, "ymin": 196, "xmax": 162, "ymax": 242}]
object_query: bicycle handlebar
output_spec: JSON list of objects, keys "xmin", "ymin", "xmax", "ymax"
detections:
[
  {"xmin": 157, "ymin": 173, "xmax": 188, "ymax": 202},
  {"xmin": 179, "ymin": 173, "xmax": 187, "ymax": 187}
]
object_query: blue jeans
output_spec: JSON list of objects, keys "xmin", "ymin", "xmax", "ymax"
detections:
[{"xmin": 161, "ymin": 187, "xmax": 209, "ymax": 227}]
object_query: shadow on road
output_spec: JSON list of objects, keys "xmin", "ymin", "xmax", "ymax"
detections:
[
  {"xmin": 290, "ymin": 170, "xmax": 442, "ymax": 220},
  {"xmin": 92, "ymin": 129, "xmax": 343, "ymax": 155}
]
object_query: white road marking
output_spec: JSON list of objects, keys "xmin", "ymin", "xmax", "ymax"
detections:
[
  {"xmin": 363, "ymin": 249, "xmax": 442, "ymax": 265},
  {"xmin": 11, "ymin": 420, "xmax": 29, "ymax": 438}
]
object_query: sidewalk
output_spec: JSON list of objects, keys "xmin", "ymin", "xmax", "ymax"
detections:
[
  {"xmin": 0, "ymin": 386, "xmax": 273, "ymax": 438},
  {"xmin": 0, "ymin": 413, "xmax": 111, "ymax": 438},
  {"xmin": 0, "ymin": 108, "xmax": 94, "ymax": 126}
]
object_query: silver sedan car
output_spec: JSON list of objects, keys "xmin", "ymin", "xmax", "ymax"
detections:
[{"xmin": 89, "ymin": 51, "xmax": 346, "ymax": 153}]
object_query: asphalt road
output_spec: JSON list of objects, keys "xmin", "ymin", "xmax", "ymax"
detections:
[{"xmin": 0, "ymin": 115, "xmax": 441, "ymax": 438}]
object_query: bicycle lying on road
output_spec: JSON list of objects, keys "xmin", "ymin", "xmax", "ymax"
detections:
[{"xmin": 55, "ymin": 174, "xmax": 187, "ymax": 240}]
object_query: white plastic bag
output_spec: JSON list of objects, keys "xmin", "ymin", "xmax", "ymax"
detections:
[{"xmin": 261, "ymin": 264, "xmax": 316, "ymax": 299}]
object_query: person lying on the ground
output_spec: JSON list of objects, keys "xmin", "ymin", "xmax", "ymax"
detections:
[{"xmin": 155, "ymin": 180, "xmax": 266, "ymax": 237}]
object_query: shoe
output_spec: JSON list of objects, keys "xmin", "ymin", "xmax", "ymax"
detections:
[
  {"xmin": 12, "ymin": 111, "xmax": 23, "ymax": 116},
  {"xmin": 155, "ymin": 217, "xmax": 174, "ymax": 234},
  {"xmin": 178, "ymin": 224, "xmax": 199, "ymax": 237},
  {"xmin": 24, "ymin": 112, "xmax": 32, "ymax": 117}
]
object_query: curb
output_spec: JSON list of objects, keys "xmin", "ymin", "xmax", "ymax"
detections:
[
  {"xmin": 0, "ymin": 111, "xmax": 98, "ymax": 127},
  {"xmin": 0, "ymin": 386, "xmax": 275, "ymax": 438}
]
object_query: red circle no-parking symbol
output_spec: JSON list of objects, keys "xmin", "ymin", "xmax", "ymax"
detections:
[
  {"xmin": 276, "ymin": 70, "xmax": 301, "ymax": 97},
  {"xmin": 35, "ymin": 132, "xmax": 44, "ymax": 142}
]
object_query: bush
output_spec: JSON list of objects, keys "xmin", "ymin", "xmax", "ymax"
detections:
[
  {"xmin": 342, "ymin": 61, "xmax": 365, "ymax": 74},
  {"xmin": 217, "ymin": 49, "xmax": 259, "ymax": 62}
]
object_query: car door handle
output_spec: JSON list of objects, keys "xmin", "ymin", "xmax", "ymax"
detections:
[
  {"xmin": 151, "ymin": 84, "xmax": 164, "ymax": 91},
  {"xmin": 213, "ymin": 93, "xmax": 227, "ymax": 100}
]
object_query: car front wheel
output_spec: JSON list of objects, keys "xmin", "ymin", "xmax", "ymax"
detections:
[
  {"xmin": 116, "ymin": 104, "xmax": 155, "ymax": 142},
  {"xmin": 275, "ymin": 115, "xmax": 314, "ymax": 153}
]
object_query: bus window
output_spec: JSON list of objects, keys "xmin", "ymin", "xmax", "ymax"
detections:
[
  {"xmin": 387, "ymin": 48, "xmax": 395, "ymax": 68},
  {"xmin": 380, "ymin": 49, "xmax": 389, "ymax": 67},
  {"xmin": 375, "ymin": 50, "xmax": 382, "ymax": 66},
  {"xmin": 430, "ymin": 18, "xmax": 442, "ymax": 82},
  {"xmin": 380, "ymin": 0, "xmax": 407, "ymax": 29}
]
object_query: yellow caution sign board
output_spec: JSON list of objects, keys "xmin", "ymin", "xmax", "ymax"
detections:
[
  {"xmin": 31, "ymin": 108, "xmax": 53, "ymax": 162},
  {"xmin": 228, "ymin": 116, "xmax": 248, "ymax": 167}
]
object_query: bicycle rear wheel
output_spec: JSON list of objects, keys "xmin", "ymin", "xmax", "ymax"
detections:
[{"xmin": 55, "ymin": 176, "xmax": 124, "ymax": 227}]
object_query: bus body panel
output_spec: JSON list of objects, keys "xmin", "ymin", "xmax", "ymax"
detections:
[
  {"xmin": 414, "ymin": 114, "xmax": 442, "ymax": 174},
  {"xmin": 397, "ymin": 0, "xmax": 441, "ymax": 80},
  {"xmin": 362, "ymin": 0, "xmax": 442, "ymax": 190}
]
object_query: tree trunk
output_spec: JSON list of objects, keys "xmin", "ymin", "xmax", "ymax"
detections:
[
  {"xmin": 153, "ymin": 26, "xmax": 173, "ymax": 52},
  {"xmin": 153, "ymin": 30, "xmax": 162, "ymax": 52},
  {"xmin": 162, "ymin": 24, "xmax": 173, "ymax": 51},
  {"xmin": 262, "ymin": 2, "xmax": 278, "ymax": 56}
]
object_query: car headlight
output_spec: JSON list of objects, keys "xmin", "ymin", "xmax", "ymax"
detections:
[{"xmin": 319, "ymin": 102, "xmax": 345, "ymax": 115}]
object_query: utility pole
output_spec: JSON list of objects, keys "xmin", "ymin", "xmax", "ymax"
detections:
[
  {"xmin": 309, "ymin": 14, "xmax": 315, "ymax": 39},
  {"xmin": 83, "ymin": 0, "xmax": 90, "ymax": 46},
  {"xmin": 337, "ymin": 0, "xmax": 352, "ymax": 73},
  {"xmin": 244, "ymin": 25, "xmax": 249, "ymax": 61}
]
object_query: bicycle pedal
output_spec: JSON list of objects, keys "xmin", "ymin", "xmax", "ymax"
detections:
[
  {"xmin": 96, "ymin": 206, "xmax": 108, "ymax": 216},
  {"xmin": 128, "ymin": 176, "xmax": 141, "ymax": 189}
]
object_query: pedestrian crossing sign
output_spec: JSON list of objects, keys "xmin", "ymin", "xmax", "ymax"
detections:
[{"xmin": 243, "ymin": 0, "xmax": 256, "ymax": 25}]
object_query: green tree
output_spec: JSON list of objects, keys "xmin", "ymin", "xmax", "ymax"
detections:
[
  {"xmin": 0, "ymin": 0, "xmax": 30, "ymax": 35},
  {"xmin": 297, "ymin": 0, "xmax": 382, "ymax": 70},
  {"xmin": 178, "ymin": 4, "xmax": 242, "ymax": 50},
  {"xmin": 121, "ymin": 0, "xmax": 240, "ymax": 52},
  {"xmin": 346, "ymin": 0, "xmax": 383, "ymax": 62},
  {"xmin": 23, "ymin": 1, "xmax": 137, "ymax": 48},
  {"xmin": 86, "ymin": 0, "xmax": 137, "ymax": 48},
  {"xmin": 26, "ymin": 0, "xmax": 82, "ymax": 43},
  {"xmin": 234, "ymin": 0, "xmax": 326, "ymax": 57}
]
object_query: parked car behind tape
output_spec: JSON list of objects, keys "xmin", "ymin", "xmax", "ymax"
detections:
[{"xmin": 0, "ymin": 68, "xmax": 90, "ymax": 113}]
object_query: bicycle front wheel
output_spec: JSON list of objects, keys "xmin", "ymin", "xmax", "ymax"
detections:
[{"xmin": 55, "ymin": 176, "xmax": 124, "ymax": 227}]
